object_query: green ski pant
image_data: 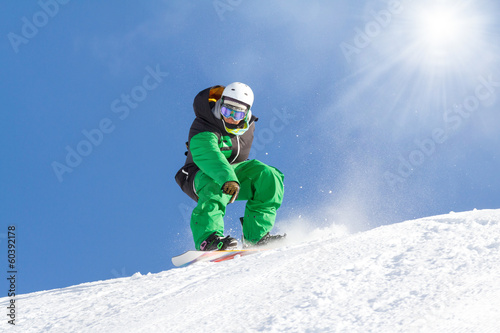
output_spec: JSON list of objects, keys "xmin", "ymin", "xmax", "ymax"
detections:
[{"xmin": 191, "ymin": 159, "xmax": 284, "ymax": 250}]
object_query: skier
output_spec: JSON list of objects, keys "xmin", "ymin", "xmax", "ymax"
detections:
[{"xmin": 175, "ymin": 82, "xmax": 285, "ymax": 251}]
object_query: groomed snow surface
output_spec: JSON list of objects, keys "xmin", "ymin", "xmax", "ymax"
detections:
[{"xmin": 2, "ymin": 209, "xmax": 500, "ymax": 332}]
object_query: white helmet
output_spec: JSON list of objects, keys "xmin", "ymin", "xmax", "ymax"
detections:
[{"xmin": 222, "ymin": 82, "xmax": 254, "ymax": 109}]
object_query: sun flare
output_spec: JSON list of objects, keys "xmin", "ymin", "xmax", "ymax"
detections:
[
  {"xmin": 412, "ymin": 4, "xmax": 472, "ymax": 61},
  {"xmin": 342, "ymin": 0, "xmax": 497, "ymax": 128},
  {"xmin": 420, "ymin": 9, "xmax": 462, "ymax": 45}
]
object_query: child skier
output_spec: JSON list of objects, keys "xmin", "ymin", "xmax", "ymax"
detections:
[{"xmin": 175, "ymin": 82, "xmax": 285, "ymax": 251}]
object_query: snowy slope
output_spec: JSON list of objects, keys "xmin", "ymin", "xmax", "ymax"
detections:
[{"xmin": 2, "ymin": 209, "xmax": 500, "ymax": 332}]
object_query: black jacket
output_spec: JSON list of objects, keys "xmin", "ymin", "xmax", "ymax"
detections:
[{"xmin": 175, "ymin": 86, "xmax": 257, "ymax": 201}]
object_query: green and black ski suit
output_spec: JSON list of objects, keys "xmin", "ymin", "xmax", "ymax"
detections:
[{"xmin": 175, "ymin": 86, "xmax": 284, "ymax": 249}]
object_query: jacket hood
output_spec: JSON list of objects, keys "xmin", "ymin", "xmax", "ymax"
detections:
[{"xmin": 193, "ymin": 87, "xmax": 218, "ymax": 120}]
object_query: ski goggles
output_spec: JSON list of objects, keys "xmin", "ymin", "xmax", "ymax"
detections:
[{"xmin": 220, "ymin": 104, "xmax": 247, "ymax": 121}]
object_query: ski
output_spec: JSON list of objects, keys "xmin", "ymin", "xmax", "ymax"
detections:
[{"xmin": 171, "ymin": 249, "xmax": 264, "ymax": 267}]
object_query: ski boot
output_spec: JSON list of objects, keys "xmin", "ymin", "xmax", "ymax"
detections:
[
  {"xmin": 239, "ymin": 217, "xmax": 286, "ymax": 248},
  {"xmin": 200, "ymin": 232, "xmax": 238, "ymax": 251},
  {"xmin": 256, "ymin": 232, "xmax": 286, "ymax": 247}
]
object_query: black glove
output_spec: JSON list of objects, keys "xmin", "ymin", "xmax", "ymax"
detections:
[{"xmin": 222, "ymin": 181, "xmax": 240, "ymax": 204}]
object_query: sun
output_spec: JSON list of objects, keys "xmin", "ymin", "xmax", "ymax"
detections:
[
  {"xmin": 420, "ymin": 9, "xmax": 461, "ymax": 45},
  {"xmin": 406, "ymin": 0, "xmax": 493, "ymax": 69},
  {"xmin": 412, "ymin": 4, "xmax": 471, "ymax": 60}
]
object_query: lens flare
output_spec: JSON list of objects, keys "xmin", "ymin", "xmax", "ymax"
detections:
[
  {"xmin": 418, "ymin": 7, "xmax": 462, "ymax": 44},
  {"xmin": 411, "ymin": 3, "xmax": 482, "ymax": 65},
  {"xmin": 333, "ymin": 0, "xmax": 498, "ymax": 132}
]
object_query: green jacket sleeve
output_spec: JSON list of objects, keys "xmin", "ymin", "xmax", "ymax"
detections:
[{"xmin": 190, "ymin": 132, "xmax": 238, "ymax": 186}]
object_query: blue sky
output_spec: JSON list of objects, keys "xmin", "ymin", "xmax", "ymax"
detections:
[{"xmin": 1, "ymin": 0, "xmax": 499, "ymax": 294}]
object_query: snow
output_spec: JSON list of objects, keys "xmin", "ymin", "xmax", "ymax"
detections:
[{"xmin": 2, "ymin": 209, "xmax": 500, "ymax": 332}]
